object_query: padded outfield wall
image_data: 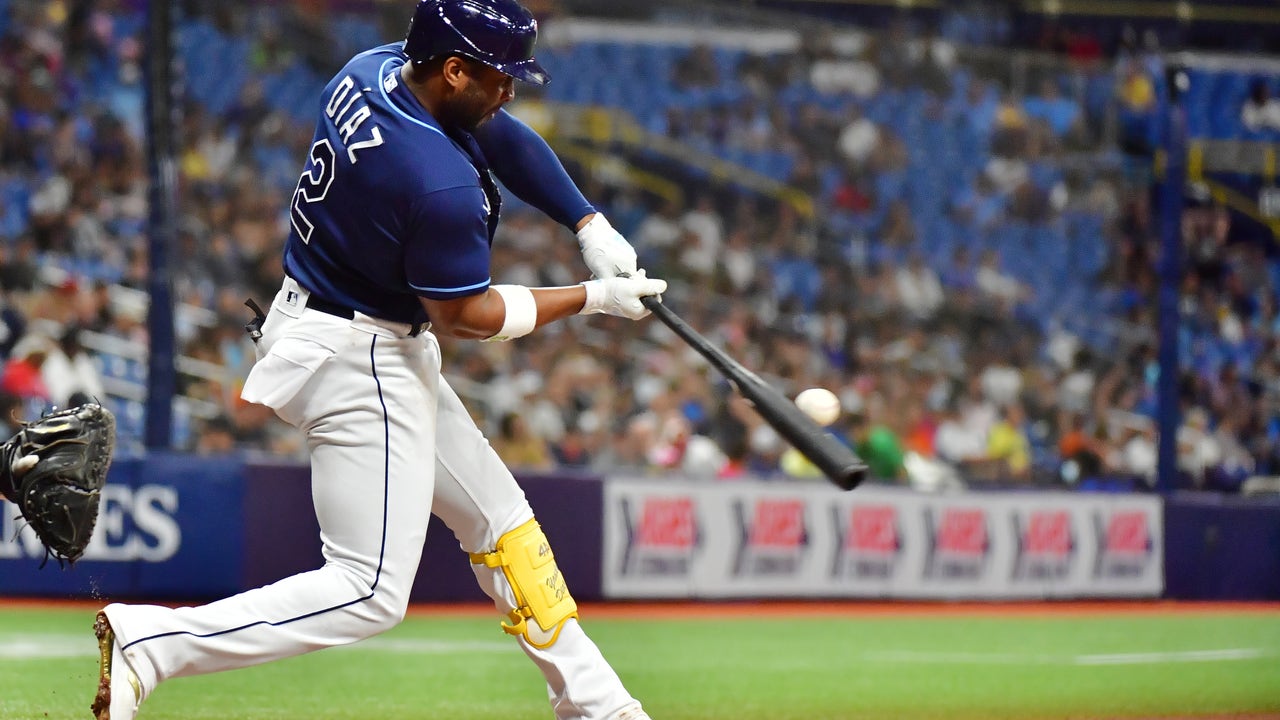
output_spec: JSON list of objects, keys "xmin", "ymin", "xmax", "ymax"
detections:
[{"xmin": 0, "ymin": 455, "xmax": 1276, "ymax": 601}]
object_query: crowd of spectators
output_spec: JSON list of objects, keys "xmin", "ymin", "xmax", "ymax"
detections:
[{"xmin": 1, "ymin": 0, "xmax": 1279, "ymax": 493}]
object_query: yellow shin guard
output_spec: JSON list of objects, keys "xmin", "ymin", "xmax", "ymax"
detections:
[{"xmin": 469, "ymin": 519, "xmax": 578, "ymax": 649}]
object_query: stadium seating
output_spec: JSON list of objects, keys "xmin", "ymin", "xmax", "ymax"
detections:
[{"xmin": 4, "ymin": 2, "xmax": 1279, "ymax": 485}]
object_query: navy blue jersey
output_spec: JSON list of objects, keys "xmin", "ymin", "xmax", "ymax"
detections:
[{"xmin": 283, "ymin": 43, "xmax": 497, "ymax": 324}]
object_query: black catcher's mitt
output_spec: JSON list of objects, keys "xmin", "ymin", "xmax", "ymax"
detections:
[{"xmin": 0, "ymin": 403, "xmax": 115, "ymax": 566}]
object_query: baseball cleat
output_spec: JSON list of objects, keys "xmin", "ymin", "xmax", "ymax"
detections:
[{"xmin": 91, "ymin": 612, "xmax": 141, "ymax": 720}]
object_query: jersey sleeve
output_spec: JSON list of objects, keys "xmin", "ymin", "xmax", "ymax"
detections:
[
  {"xmin": 474, "ymin": 110, "xmax": 596, "ymax": 229},
  {"xmin": 403, "ymin": 186, "xmax": 492, "ymax": 300}
]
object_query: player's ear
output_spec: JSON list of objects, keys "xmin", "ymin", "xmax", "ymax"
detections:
[{"xmin": 442, "ymin": 55, "xmax": 469, "ymax": 90}]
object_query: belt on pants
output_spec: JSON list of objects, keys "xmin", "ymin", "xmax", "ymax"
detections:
[{"xmin": 304, "ymin": 294, "xmax": 428, "ymax": 338}]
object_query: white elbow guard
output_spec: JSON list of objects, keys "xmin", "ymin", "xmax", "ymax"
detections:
[{"xmin": 485, "ymin": 285, "xmax": 537, "ymax": 342}]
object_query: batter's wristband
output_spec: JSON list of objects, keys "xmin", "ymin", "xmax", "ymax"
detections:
[
  {"xmin": 486, "ymin": 285, "xmax": 538, "ymax": 342},
  {"xmin": 579, "ymin": 279, "xmax": 605, "ymax": 315}
]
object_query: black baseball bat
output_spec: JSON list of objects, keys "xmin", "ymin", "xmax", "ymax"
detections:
[{"xmin": 640, "ymin": 295, "xmax": 868, "ymax": 491}]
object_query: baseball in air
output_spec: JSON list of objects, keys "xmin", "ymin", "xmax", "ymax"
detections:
[{"xmin": 794, "ymin": 388, "xmax": 841, "ymax": 426}]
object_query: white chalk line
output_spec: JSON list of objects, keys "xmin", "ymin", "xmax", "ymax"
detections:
[{"xmin": 0, "ymin": 635, "xmax": 1265, "ymax": 664}]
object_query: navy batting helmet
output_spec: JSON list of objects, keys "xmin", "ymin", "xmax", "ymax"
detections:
[{"xmin": 404, "ymin": 0, "xmax": 549, "ymax": 86}]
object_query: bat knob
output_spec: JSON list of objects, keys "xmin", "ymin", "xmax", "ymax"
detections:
[{"xmin": 835, "ymin": 464, "xmax": 870, "ymax": 491}]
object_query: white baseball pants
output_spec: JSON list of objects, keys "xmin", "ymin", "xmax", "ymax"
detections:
[{"xmin": 102, "ymin": 278, "xmax": 642, "ymax": 720}]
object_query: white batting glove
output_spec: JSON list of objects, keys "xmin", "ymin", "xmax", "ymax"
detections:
[
  {"xmin": 577, "ymin": 213, "xmax": 638, "ymax": 279},
  {"xmin": 580, "ymin": 270, "xmax": 667, "ymax": 320}
]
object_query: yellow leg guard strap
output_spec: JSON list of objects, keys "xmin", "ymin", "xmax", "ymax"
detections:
[{"xmin": 469, "ymin": 518, "xmax": 578, "ymax": 649}]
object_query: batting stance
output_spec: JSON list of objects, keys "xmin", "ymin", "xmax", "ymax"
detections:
[{"xmin": 91, "ymin": 1, "xmax": 662, "ymax": 718}]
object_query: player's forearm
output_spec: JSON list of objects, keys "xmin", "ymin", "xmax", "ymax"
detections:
[
  {"xmin": 423, "ymin": 274, "xmax": 665, "ymax": 339},
  {"xmin": 422, "ymin": 285, "xmax": 586, "ymax": 340}
]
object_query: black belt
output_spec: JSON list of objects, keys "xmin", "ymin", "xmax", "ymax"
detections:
[{"xmin": 305, "ymin": 294, "xmax": 427, "ymax": 337}]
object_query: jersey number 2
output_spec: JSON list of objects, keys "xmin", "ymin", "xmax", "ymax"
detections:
[{"xmin": 290, "ymin": 139, "xmax": 337, "ymax": 244}]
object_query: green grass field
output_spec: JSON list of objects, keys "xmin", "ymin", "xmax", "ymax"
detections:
[{"xmin": 1, "ymin": 605, "xmax": 1278, "ymax": 720}]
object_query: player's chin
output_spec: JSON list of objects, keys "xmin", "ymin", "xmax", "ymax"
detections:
[{"xmin": 473, "ymin": 109, "xmax": 500, "ymax": 129}]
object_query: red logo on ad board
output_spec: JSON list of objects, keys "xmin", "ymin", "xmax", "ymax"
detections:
[
  {"xmin": 1012, "ymin": 509, "xmax": 1074, "ymax": 581},
  {"xmin": 637, "ymin": 498, "xmax": 697, "ymax": 549},
  {"xmin": 1092, "ymin": 509, "xmax": 1154, "ymax": 579},
  {"xmin": 749, "ymin": 500, "xmax": 806, "ymax": 548},
  {"xmin": 732, "ymin": 497, "xmax": 808, "ymax": 577},
  {"xmin": 833, "ymin": 503, "xmax": 902, "ymax": 580},
  {"xmin": 937, "ymin": 509, "xmax": 988, "ymax": 556},
  {"xmin": 924, "ymin": 507, "xmax": 990, "ymax": 580},
  {"xmin": 849, "ymin": 505, "xmax": 899, "ymax": 554},
  {"xmin": 621, "ymin": 495, "xmax": 699, "ymax": 578},
  {"xmin": 1104, "ymin": 511, "xmax": 1149, "ymax": 556},
  {"xmin": 1025, "ymin": 511, "xmax": 1071, "ymax": 556}
]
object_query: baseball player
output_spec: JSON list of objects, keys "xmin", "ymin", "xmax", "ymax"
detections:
[{"xmin": 91, "ymin": 1, "xmax": 662, "ymax": 718}]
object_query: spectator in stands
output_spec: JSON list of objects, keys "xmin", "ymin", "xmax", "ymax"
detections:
[
  {"xmin": 986, "ymin": 401, "xmax": 1031, "ymax": 481},
  {"xmin": 679, "ymin": 194, "xmax": 724, "ymax": 279},
  {"xmin": 980, "ymin": 355, "xmax": 1023, "ymax": 408},
  {"xmin": 723, "ymin": 97, "xmax": 772, "ymax": 152},
  {"xmin": 673, "ymin": 43, "xmax": 720, "ymax": 90},
  {"xmin": 40, "ymin": 325, "xmax": 104, "ymax": 408},
  {"xmin": 985, "ymin": 149, "xmax": 1030, "ymax": 197},
  {"xmin": 829, "ymin": 167, "xmax": 874, "ymax": 216},
  {"xmin": 1178, "ymin": 406, "xmax": 1223, "ymax": 488},
  {"xmin": 195, "ymin": 415, "xmax": 238, "ymax": 455},
  {"xmin": 1023, "ymin": 78, "xmax": 1080, "ymax": 137},
  {"xmin": 938, "ymin": 245, "xmax": 977, "ymax": 300},
  {"xmin": 959, "ymin": 77, "xmax": 1000, "ymax": 136},
  {"xmin": 808, "ymin": 45, "xmax": 880, "ymax": 99},
  {"xmin": 836, "ymin": 104, "xmax": 880, "ymax": 171},
  {"xmin": 780, "ymin": 441, "xmax": 825, "ymax": 480},
  {"xmin": 793, "ymin": 102, "xmax": 838, "ymax": 161},
  {"xmin": 491, "ymin": 411, "xmax": 554, "ymax": 471},
  {"xmin": 1241, "ymin": 79, "xmax": 1280, "ymax": 133},
  {"xmin": 715, "ymin": 433, "xmax": 751, "ymax": 480},
  {"xmin": 643, "ymin": 412, "xmax": 713, "ymax": 476},
  {"xmin": 895, "ymin": 251, "xmax": 944, "ymax": 321},
  {"xmin": 766, "ymin": 226, "xmax": 821, "ymax": 313},
  {"xmin": 547, "ymin": 415, "xmax": 591, "ymax": 466},
  {"xmin": 880, "ymin": 199, "xmax": 917, "ymax": 248},
  {"xmin": 1210, "ymin": 413, "xmax": 1255, "ymax": 490},
  {"xmin": 874, "ymin": 18, "xmax": 914, "ymax": 87},
  {"xmin": 0, "ymin": 237, "xmax": 40, "ymax": 294},
  {"xmin": 632, "ymin": 196, "xmax": 684, "ymax": 270},
  {"xmin": 1060, "ymin": 412, "xmax": 1106, "ymax": 479},
  {"xmin": 0, "ymin": 292, "xmax": 27, "ymax": 362},
  {"xmin": 0, "ymin": 390, "xmax": 23, "ymax": 437},
  {"xmin": 1007, "ymin": 176, "xmax": 1053, "ymax": 224},
  {"xmin": 975, "ymin": 248, "xmax": 1027, "ymax": 310},
  {"xmin": 1115, "ymin": 57, "xmax": 1157, "ymax": 154},
  {"xmin": 745, "ymin": 422, "xmax": 785, "ymax": 477},
  {"xmin": 911, "ymin": 29, "xmax": 956, "ymax": 97},
  {"xmin": 719, "ymin": 227, "xmax": 758, "ymax": 294},
  {"xmin": 1116, "ymin": 422, "xmax": 1156, "ymax": 485},
  {"xmin": 849, "ymin": 408, "xmax": 905, "ymax": 483},
  {"xmin": 1, "ymin": 335, "xmax": 50, "ymax": 403}
]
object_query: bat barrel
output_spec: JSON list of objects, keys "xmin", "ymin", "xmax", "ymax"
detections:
[{"xmin": 640, "ymin": 295, "xmax": 869, "ymax": 491}]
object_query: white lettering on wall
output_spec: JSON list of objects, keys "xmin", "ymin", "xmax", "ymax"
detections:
[{"xmin": 0, "ymin": 484, "xmax": 182, "ymax": 562}]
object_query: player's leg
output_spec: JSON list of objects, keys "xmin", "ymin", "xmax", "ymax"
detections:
[
  {"xmin": 431, "ymin": 377, "xmax": 648, "ymax": 720},
  {"xmin": 96, "ymin": 312, "xmax": 440, "ymax": 710}
]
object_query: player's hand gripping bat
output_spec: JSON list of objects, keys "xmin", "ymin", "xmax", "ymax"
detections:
[{"xmin": 638, "ymin": 294, "xmax": 868, "ymax": 491}]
